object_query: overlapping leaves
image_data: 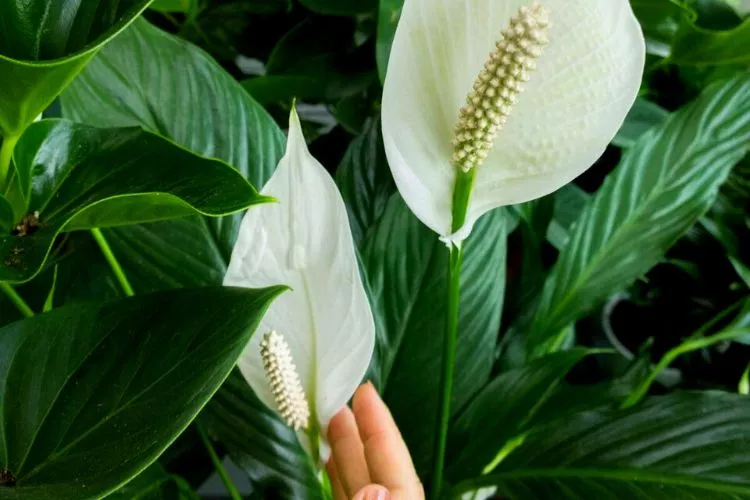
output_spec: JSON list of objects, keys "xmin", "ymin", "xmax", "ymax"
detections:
[{"xmin": 0, "ymin": 120, "xmax": 268, "ymax": 283}]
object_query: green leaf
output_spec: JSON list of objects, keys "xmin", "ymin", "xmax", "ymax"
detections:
[
  {"xmin": 446, "ymin": 350, "xmax": 591, "ymax": 483},
  {"xmin": 60, "ymin": 19, "xmax": 285, "ymax": 289},
  {"xmin": 150, "ymin": 0, "xmax": 197, "ymax": 13},
  {"xmin": 0, "ymin": 286, "xmax": 285, "ymax": 500},
  {"xmin": 630, "ymin": 0, "xmax": 696, "ymax": 58},
  {"xmin": 258, "ymin": 18, "xmax": 376, "ymax": 104},
  {"xmin": 201, "ymin": 371, "xmax": 322, "ymax": 499},
  {"xmin": 298, "ymin": 0, "xmax": 377, "ymax": 16},
  {"xmin": 0, "ymin": 196, "xmax": 13, "ymax": 234},
  {"xmin": 672, "ymin": 16, "xmax": 750, "ymax": 65},
  {"xmin": 376, "ymin": 0, "xmax": 404, "ymax": 81},
  {"xmin": 504, "ymin": 196, "xmax": 555, "ymax": 326},
  {"xmin": 0, "ymin": 120, "xmax": 268, "ymax": 284},
  {"xmin": 335, "ymin": 115, "xmax": 395, "ymax": 246},
  {"xmin": 0, "ymin": 0, "xmax": 151, "ymax": 136},
  {"xmin": 612, "ymin": 98, "xmax": 671, "ymax": 149},
  {"xmin": 523, "ymin": 75, "xmax": 750, "ymax": 357},
  {"xmin": 454, "ymin": 392, "xmax": 750, "ymax": 499},
  {"xmin": 546, "ymin": 185, "xmax": 590, "ymax": 251},
  {"xmin": 107, "ymin": 464, "xmax": 198, "ymax": 499},
  {"xmin": 361, "ymin": 195, "xmax": 508, "ymax": 475}
]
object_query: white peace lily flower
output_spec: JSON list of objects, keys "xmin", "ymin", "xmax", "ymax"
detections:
[
  {"xmin": 382, "ymin": 0, "xmax": 646, "ymax": 243},
  {"xmin": 224, "ymin": 108, "xmax": 375, "ymax": 460}
]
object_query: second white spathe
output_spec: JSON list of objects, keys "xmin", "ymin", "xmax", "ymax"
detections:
[{"xmin": 224, "ymin": 108, "xmax": 375, "ymax": 459}]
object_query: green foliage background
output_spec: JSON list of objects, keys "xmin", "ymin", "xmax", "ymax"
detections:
[{"xmin": 1, "ymin": 0, "xmax": 750, "ymax": 498}]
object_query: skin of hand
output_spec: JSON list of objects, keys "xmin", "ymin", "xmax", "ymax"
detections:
[{"xmin": 327, "ymin": 382, "xmax": 425, "ymax": 500}]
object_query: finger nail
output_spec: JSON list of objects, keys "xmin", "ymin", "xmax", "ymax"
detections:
[{"xmin": 353, "ymin": 485, "xmax": 390, "ymax": 500}]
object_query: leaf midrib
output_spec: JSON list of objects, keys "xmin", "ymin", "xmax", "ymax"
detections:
[{"xmin": 531, "ymin": 138, "xmax": 736, "ymax": 344}]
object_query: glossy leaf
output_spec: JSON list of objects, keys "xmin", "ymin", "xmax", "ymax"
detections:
[
  {"xmin": 523, "ymin": 75, "xmax": 750, "ymax": 357},
  {"xmin": 455, "ymin": 392, "xmax": 750, "ymax": 499},
  {"xmin": 360, "ymin": 194, "xmax": 508, "ymax": 475},
  {"xmin": 0, "ymin": 120, "xmax": 268, "ymax": 284},
  {"xmin": 0, "ymin": 286, "xmax": 285, "ymax": 500},
  {"xmin": 61, "ymin": 19, "xmax": 285, "ymax": 289},
  {"xmin": 446, "ymin": 350, "xmax": 591, "ymax": 483},
  {"xmin": 0, "ymin": 0, "xmax": 151, "ymax": 136},
  {"xmin": 335, "ymin": 116, "xmax": 395, "ymax": 246},
  {"xmin": 202, "ymin": 371, "xmax": 322, "ymax": 500},
  {"xmin": 107, "ymin": 464, "xmax": 198, "ymax": 499}
]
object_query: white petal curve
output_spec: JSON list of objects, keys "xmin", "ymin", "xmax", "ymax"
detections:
[
  {"xmin": 224, "ymin": 108, "xmax": 376, "ymax": 443},
  {"xmin": 382, "ymin": 0, "xmax": 645, "ymax": 241}
]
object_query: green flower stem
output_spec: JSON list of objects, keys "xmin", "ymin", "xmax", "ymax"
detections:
[
  {"xmin": 0, "ymin": 135, "xmax": 19, "ymax": 190},
  {"xmin": 196, "ymin": 420, "xmax": 243, "ymax": 500},
  {"xmin": 622, "ymin": 327, "xmax": 750, "ymax": 409},
  {"xmin": 431, "ymin": 168, "xmax": 475, "ymax": 497},
  {"xmin": 0, "ymin": 281, "xmax": 34, "ymax": 317},
  {"xmin": 91, "ymin": 228, "xmax": 135, "ymax": 297}
]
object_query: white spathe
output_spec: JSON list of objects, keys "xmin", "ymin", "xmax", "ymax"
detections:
[
  {"xmin": 224, "ymin": 108, "xmax": 375, "ymax": 457},
  {"xmin": 382, "ymin": 0, "xmax": 645, "ymax": 242}
]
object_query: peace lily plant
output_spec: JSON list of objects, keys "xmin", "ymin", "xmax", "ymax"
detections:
[
  {"xmin": 382, "ymin": 0, "xmax": 645, "ymax": 494},
  {"xmin": 224, "ymin": 108, "xmax": 376, "ymax": 463}
]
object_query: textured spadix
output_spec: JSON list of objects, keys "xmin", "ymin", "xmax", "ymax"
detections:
[
  {"xmin": 225, "ymin": 108, "xmax": 375, "ymax": 455},
  {"xmin": 382, "ymin": 0, "xmax": 645, "ymax": 242}
]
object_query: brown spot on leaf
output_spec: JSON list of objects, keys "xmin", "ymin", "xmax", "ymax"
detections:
[
  {"xmin": 0, "ymin": 469, "xmax": 15, "ymax": 487},
  {"xmin": 13, "ymin": 211, "xmax": 41, "ymax": 237}
]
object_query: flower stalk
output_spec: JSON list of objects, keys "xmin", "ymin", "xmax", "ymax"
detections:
[
  {"xmin": 431, "ymin": 242, "xmax": 463, "ymax": 498},
  {"xmin": 0, "ymin": 281, "xmax": 34, "ymax": 317}
]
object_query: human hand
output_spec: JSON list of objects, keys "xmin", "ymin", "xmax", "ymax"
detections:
[{"xmin": 327, "ymin": 382, "xmax": 425, "ymax": 500}]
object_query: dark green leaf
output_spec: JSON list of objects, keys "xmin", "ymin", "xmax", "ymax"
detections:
[
  {"xmin": 202, "ymin": 371, "xmax": 322, "ymax": 499},
  {"xmin": 150, "ymin": 0, "xmax": 197, "ymax": 13},
  {"xmin": 376, "ymin": 0, "xmax": 404, "ymax": 81},
  {"xmin": 60, "ymin": 19, "xmax": 285, "ymax": 289},
  {"xmin": 361, "ymin": 195, "xmax": 508, "ymax": 475},
  {"xmin": 523, "ymin": 75, "xmax": 750, "ymax": 357},
  {"xmin": 454, "ymin": 392, "xmax": 750, "ymax": 499},
  {"xmin": 0, "ymin": 120, "xmax": 268, "ymax": 284},
  {"xmin": 630, "ymin": 0, "xmax": 695, "ymax": 58},
  {"xmin": 298, "ymin": 0, "xmax": 377, "ymax": 16},
  {"xmin": 260, "ymin": 18, "xmax": 376, "ymax": 104},
  {"xmin": 672, "ymin": 16, "xmax": 750, "ymax": 65},
  {"xmin": 446, "ymin": 350, "xmax": 591, "ymax": 483},
  {"xmin": 0, "ymin": 196, "xmax": 12, "ymax": 234},
  {"xmin": 0, "ymin": 0, "xmax": 151, "ymax": 136},
  {"xmin": 107, "ymin": 464, "xmax": 198, "ymax": 499},
  {"xmin": 335, "ymin": 116, "xmax": 395, "ymax": 246},
  {"xmin": 0, "ymin": 286, "xmax": 285, "ymax": 500},
  {"xmin": 612, "ymin": 98, "xmax": 671, "ymax": 149}
]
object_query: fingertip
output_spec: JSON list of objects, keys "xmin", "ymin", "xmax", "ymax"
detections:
[
  {"xmin": 353, "ymin": 381, "xmax": 382, "ymax": 415},
  {"xmin": 353, "ymin": 484, "xmax": 391, "ymax": 500},
  {"xmin": 327, "ymin": 405, "xmax": 356, "ymax": 443}
]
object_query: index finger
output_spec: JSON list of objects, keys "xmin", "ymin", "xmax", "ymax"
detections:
[{"xmin": 352, "ymin": 382, "xmax": 423, "ymax": 498}]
